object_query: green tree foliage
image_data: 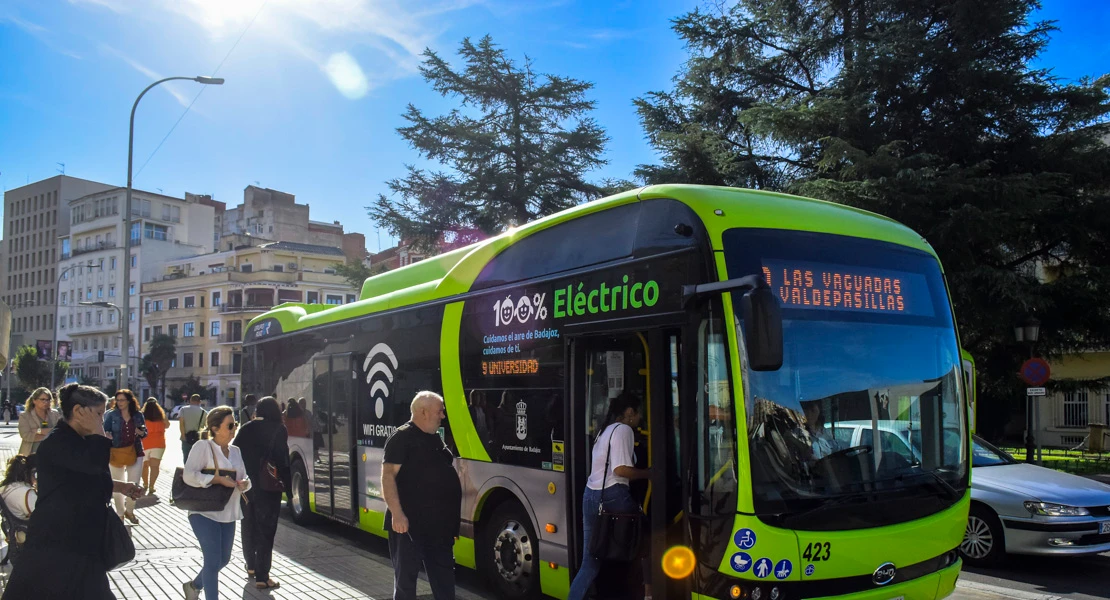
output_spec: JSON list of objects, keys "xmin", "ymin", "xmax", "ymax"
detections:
[
  {"xmin": 639, "ymin": 0, "xmax": 1110, "ymax": 437},
  {"xmin": 332, "ymin": 260, "xmax": 377, "ymax": 290},
  {"xmin": 370, "ymin": 35, "xmax": 610, "ymax": 252},
  {"xmin": 141, "ymin": 334, "xmax": 177, "ymax": 400},
  {"xmin": 13, "ymin": 345, "xmax": 68, "ymax": 390},
  {"xmin": 169, "ymin": 376, "xmax": 214, "ymax": 407}
]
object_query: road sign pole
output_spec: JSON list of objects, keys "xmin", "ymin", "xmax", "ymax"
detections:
[{"xmin": 1025, "ymin": 393, "xmax": 1036, "ymax": 464}]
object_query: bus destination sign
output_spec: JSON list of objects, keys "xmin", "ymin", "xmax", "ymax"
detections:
[{"xmin": 761, "ymin": 259, "xmax": 934, "ymax": 317}]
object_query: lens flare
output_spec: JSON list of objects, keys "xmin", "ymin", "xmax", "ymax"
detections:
[{"xmin": 662, "ymin": 545, "xmax": 696, "ymax": 579}]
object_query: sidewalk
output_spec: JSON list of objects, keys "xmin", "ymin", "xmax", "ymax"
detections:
[
  {"xmin": 0, "ymin": 422, "xmax": 1059, "ymax": 600},
  {"xmin": 0, "ymin": 422, "xmax": 482, "ymax": 600}
]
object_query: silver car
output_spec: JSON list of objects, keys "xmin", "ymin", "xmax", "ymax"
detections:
[{"xmin": 962, "ymin": 436, "xmax": 1110, "ymax": 566}]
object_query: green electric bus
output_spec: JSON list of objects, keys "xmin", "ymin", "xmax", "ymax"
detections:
[{"xmin": 241, "ymin": 184, "xmax": 970, "ymax": 600}]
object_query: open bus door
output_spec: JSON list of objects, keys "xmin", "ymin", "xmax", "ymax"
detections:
[
  {"xmin": 570, "ymin": 330, "xmax": 688, "ymax": 599},
  {"xmin": 311, "ymin": 353, "xmax": 358, "ymax": 525},
  {"xmin": 961, "ymin": 349, "xmax": 977, "ymax": 434}
]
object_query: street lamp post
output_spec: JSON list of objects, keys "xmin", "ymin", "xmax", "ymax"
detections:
[
  {"xmin": 52, "ymin": 263, "xmax": 103, "ymax": 391},
  {"xmin": 80, "ymin": 301, "xmax": 124, "ymax": 390},
  {"xmin": 120, "ymin": 75, "xmax": 224, "ymax": 403},
  {"xmin": 1014, "ymin": 316, "xmax": 1042, "ymax": 464}
]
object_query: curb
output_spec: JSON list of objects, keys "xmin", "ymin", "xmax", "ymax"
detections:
[{"xmin": 957, "ymin": 578, "xmax": 1066, "ymax": 600}]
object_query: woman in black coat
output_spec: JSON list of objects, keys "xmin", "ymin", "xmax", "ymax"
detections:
[
  {"xmin": 2, "ymin": 383, "xmax": 145, "ymax": 600},
  {"xmin": 232, "ymin": 396, "xmax": 292, "ymax": 590}
]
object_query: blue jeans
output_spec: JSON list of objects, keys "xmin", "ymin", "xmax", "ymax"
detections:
[
  {"xmin": 189, "ymin": 514, "xmax": 236, "ymax": 600},
  {"xmin": 568, "ymin": 484, "xmax": 639, "ymax": 600}
]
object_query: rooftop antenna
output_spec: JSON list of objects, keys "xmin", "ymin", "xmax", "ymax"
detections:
[
  {"xmin": 157, "ymin": 188, "xmax": 163, "ymax": 194},
  {"xmin": 56, "ymin": 162, "xmax": 66, "ymax": 175}
]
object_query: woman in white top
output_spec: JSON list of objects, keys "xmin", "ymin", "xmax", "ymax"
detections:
[
  {"xmin": 181, "ymin": 406, "xmax": 251, "ymax": 600},
  {"xmin": 567, "ymin": 393, "xmax": 651, "ymax": 600}
]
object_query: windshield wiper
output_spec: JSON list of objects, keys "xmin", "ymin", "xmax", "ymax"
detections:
[{"xmin": 916, "ymin": 467, "xmax": 962, "ymax": 500}]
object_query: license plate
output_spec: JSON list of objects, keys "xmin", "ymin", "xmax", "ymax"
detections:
[{"xmin": 1100, "ymin": 521, "xmax": 1110, "ymax": 534}]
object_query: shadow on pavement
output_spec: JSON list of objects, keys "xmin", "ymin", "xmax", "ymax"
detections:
[{"xmin": 964, "ymin": 552, "xmax": 1110, "ymax": 599}]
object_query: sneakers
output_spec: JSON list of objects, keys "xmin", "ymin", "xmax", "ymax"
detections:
[{"xmin": 182, "ymin": 580, "xmax": 200, "ymax": 600}]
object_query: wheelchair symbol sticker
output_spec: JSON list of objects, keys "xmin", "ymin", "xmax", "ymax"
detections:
[{"xmin": 734, "ymin": 528, "xmax": 757, "ymax": 550}]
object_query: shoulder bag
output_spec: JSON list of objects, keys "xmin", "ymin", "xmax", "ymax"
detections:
[
  {"xmin": 258, "ymin": 426, "xmax": 284, "ymax": 492},
  {"xmin": 588, "ymin": 423, "xmax": 644, "ymax": 562},
  {"xmin": 103, "ymin": 506, "xmax": 136, "ymax": 570},
  {"xmin": 171, "ymin": 442, "xmax": 235, "ymax": 511},
  {"xmin": 184, "ymin": 410, "xmax": 205, "ymax": 445}
]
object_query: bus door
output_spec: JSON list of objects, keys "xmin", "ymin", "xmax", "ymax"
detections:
[
  {"xmin": 570, "ymin": 330, "xmax": 687, "ymax": 599},
  {"xmin": 311, "ymin": 353, "xmax": 357, "ymax": 524}
]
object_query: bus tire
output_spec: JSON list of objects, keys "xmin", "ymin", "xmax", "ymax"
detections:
[
  {"xmin": 479, "ymin": 501, "xmax": 541, "ymax": 599},
  {"xmin": 289, "ymin": 458, "xmax": 316, "ymax": 525},
  {"xmin": 960, "ymin": 503, "xmax": 1005, "ymax": 567}
]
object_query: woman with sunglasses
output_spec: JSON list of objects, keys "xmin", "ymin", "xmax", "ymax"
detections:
[
  {"xmin": 18, "ymin": 388, "xmax": 61, "ymax": 456},
  {"xmin": 181, "ymin": 406, "xmax": 250, "ymax": 600}
]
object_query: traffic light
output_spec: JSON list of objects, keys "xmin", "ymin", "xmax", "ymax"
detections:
[{"xmin": 98, "ymin": 351, "xmax": 105, "ymax": 363}]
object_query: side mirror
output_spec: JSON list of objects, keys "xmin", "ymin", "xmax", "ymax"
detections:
[{"xmin": 741, "ymin": 286, "xmax": 783, "ymax": 371}]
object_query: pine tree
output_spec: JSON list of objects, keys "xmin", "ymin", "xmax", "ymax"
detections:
[
  {"xmin": 639, "ymin": 0, "xmax": 1110, "ymax": 437},
  {"xmin": 370, "ymin": 36, "xmax": 609, "ymax": 252}
]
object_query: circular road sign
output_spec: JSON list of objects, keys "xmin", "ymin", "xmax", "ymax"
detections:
[{"xmin": 1019, "ymin": 358, "xmax": 1051, "ymax": 387}]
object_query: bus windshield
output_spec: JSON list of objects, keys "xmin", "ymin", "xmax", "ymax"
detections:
[{"xmin": 723, "ymin": 228, "xmax": 969, "ymax": 530}]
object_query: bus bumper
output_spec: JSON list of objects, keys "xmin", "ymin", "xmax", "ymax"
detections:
[{"xmin": 694, "ymin": 559, "xmax": 962, "ymax": 600}]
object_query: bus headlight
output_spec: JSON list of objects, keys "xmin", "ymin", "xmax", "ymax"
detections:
[{"xmin": 1024, "ymin": 501, "xmax": 1089, "ymax": 516}]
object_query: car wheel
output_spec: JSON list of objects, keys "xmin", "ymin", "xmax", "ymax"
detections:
[
  {"xmin": 479, "ymin": 501, "xmax": 540, "ymax": 599},
  {"xmin": 289, "ymin": 458, "xmax": 317, "ymax": 525},
  {"xmin": 961, "ymin": 504, "xmax": 1005, "ymax": 566}
]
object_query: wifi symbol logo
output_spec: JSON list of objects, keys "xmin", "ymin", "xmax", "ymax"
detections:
[{"xmin": 363, "ymin": 343, "xmax": 398, "ymax": 420}]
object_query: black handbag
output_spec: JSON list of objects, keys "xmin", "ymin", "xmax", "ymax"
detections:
[
  {"xmin": 103, "ymin": 507, "xmax": 135, "ymax": 571},
  {"xmin": 588, "ymin": 423, "xmax": 644, "ymax": 562},
  {"xmin": 172, "ymin": 442, "xmax": 235, "ymax": 511}
]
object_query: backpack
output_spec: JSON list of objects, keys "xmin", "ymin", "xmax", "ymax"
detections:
[{"xmin": 0, "ymin": 487, "xmax": 32, "ymax": 566}]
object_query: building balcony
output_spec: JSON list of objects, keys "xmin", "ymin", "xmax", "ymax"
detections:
[
  {"xmin": 219, "ymin": 303, "xmax": 273, "ymax": 314},
  {"xmin": 70, "ymin": 241, "xmax": 118, "ymax": 258}
]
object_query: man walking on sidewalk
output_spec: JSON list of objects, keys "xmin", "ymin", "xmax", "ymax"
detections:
[
  {"xmin": 178, "ymin": 394, "xmax": 207, "ymax": 462},
  {"xmin": 381, "ymin": 391, "xmax": 461, "ymax": 600}
]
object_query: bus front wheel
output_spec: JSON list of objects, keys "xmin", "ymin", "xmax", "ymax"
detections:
[
  {"xmin": 479, "ymin": 501, "xmax": 540, "ymax": 599},
  {"xmin": 289, "ymin": 458, "xmax": 316, "ymax": 525}
]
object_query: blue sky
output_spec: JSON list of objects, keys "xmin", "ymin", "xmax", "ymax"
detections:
[{"xmin": 1, "ymin": 0, "xmax": 1107, "ymax": 252}]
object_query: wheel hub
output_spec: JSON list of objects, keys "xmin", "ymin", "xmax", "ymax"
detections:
[
  {"xmin": 961, "ymin": 516, "xmax": 994, "ymax": 559},
  {"xmin": 292, "ymin": 471, "xmax": 305, "ymax": 516},
  {"xmin": 493, "ymin": 520, "xmax": 533, "ymax": 584}
]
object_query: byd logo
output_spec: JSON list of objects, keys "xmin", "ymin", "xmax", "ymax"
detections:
[{"xmin": 872, "ymin": 563, "xmax": 896, "ymax": 586}]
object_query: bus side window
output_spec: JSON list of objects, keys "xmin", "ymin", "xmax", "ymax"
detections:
[{"xmin": 696, "ymin": 317, "xmax": 737, "ymax": 514}]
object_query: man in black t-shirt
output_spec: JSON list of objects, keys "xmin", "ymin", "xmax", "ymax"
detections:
[{"xmin": 382, "ymin": 391, "xmax": 461, "ymax": 600}]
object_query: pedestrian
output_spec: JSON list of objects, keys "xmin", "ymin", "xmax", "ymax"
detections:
[
  {"xmin": 567, "ymin": 393, "xmax": 651, "ymax": 600},
  {"xmin": 233, "ymin": 396, "xmax": 290, "ymax": 589},
  {"xmin": 18, "ymin": 387, "xmax": 61, "ymax": 456},
  {"xmin": 2, "ymin": 382, "xmax": 144, "ymax": 600},
  {"xmin": 104, "ymin": 389, "xmax": 146, "ymax": 525},
  {"xmin": 181, "ymin": 406, "xmax": 251, "ymax": 600},
  {"xmin": 282, "ymin": 398, "xmax": 309, "ymax": 438},
  {"xmin": 2, "ymin": 399, "xmax": 12, "ymax": 425},
  {"xmin": 381, "ymin": 391, "xmax": 461, "ymax": 600},
  {"xmin": 239, "ymin": 394, "xmax": 258, "ymax": 424},
  {"xmin": 140, "ymin": 398, "xmax": 167, "ymax": 495},
  {"xmin": 179, "ymin": 394, "xmax": 207, "ymax": 462},
  {"xmin": 0, "ymin": 454, "xmax": 37, "ymax": 566}
]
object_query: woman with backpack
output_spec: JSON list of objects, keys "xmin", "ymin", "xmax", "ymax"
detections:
[
  {"xmin": 233, "ymin": 396, "xmax": 291, "ymax": 590},
  {"xmin": 0, "ymin": 454, "xmax": 37, "ymax": 565}
]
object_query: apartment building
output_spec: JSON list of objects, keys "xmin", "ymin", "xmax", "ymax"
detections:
[
  {"xmin": 57, "ymin": 188, "xmax": 215, "ymax": 389},
  {"xmin": 221, "ymin": 185, "xmax": 367, "ymax": 262},
  {"xmin": 2, "ymin": 176, "xmax": 114, "ymax": 358},
  {"xmin": 140, "ymin": 240, "xmax": 357, "ymax": 404}
]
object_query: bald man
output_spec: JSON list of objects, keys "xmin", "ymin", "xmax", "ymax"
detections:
[{"xmin": 381, "ymin": 392, "xmax": 461, "ymax": 600}]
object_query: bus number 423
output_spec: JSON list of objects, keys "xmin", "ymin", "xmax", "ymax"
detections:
[{"xmin": 802, "ymin": 542, "xmax": 832, "ymax": 562}]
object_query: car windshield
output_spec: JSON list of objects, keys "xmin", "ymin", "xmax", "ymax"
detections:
[
  {"xmin": 724, "ymin": 228, "xmax": 970, "ymax": 530},
  {"xmin": 971, "ymin": 436, "xmax": 1017, "ymax": 467}
]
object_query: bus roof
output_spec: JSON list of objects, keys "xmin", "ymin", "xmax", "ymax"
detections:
[{"xmin": 247, "ymin": 184, "xmax": 935, "ymax": 336}]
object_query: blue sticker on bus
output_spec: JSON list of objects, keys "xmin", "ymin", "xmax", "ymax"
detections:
[
  {"xmin": 754, "ymin": 558, "xmax": 773, "ymax": 579},
  {"xmin": 774, "ymin": 559, "xmax": 792, "ymax": 580},
  {"xmin": 805, "ymin": 564, "xmax": 815, "ymax": 577},
  {"xmin": 734, "ymin": 528, "xmax": 757, "ymax": 550},
  {"xmin": 730, "ymin": 552, "xmax": 752, "ymax": 573}
]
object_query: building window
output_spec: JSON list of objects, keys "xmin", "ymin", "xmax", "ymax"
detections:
[
  {"xmin": 130, "ymin": 255, "xmax": 137, "ymax": 268},
  {"xmin": 346, "ymin": 294, "xmax": 356, "ymax": 303},
  {"xmin": 151, "ymin": 300, "xmax": 163, "ymax": 312},
  {"xmin": 130, "ymin": 309, "xmax": 135, "ymax": 322},
  {"xmin": 97, "ymin": 312, "xmax": 103, "ymax": 324},
  {"xmin": 153, "ymin": 326, "xmax": 162, "ymax": 336},
  {"xmin": 307, "ymin": 291, "xmax": 319, "ymax": 303},
  {"xmin": 86, "ymin": 287, "xmax": 92, "ymax": 300},
  {"xmin": 93, "ymin": 338, "xmax": 99, "ymax": 349},
  {"xmin": 240, "ymin": 263, "xmax": 253, "ymax": 273},
  {"xmin": 211, "ymin": 352, "xmax": 220, "ymax": 367},
  {"xmin": 183, "ymin": 353, "xmax": 193, "ymax": 367},
  {"xmin": 130, "ymin": 283, "xmax": 136, "ymax": 295},
  {"xmin": 109, "ymin": 285, "xmax": 115, "ymax": 298},
  {"xmin": 168, "ymin": 324, "xmax": 178, "ymax": 338},
  {"xmin": 211, "ymin": 321, "xmax": 221, "ymax": 336},
  {"xmin": 97, "ymin": 286, "xmax": 104, "ymax": 299},
  {"xmin": 108, "ymin": 312, "xmax": 116, "ymax": 324},
  {"xmin": 325, "ymin": 295, "xmax": 342, "ymax": 305},
  {"xmin": 144, "ymin": 223, "xmax": 169, "ymax": 241},
  {"xmin": 184, "ymin": 296, "xmax": 195, "ymax": 308},
  {"xmin": 212, "ymin": 291, "xmax": 221, "ymax": 306},
  {"xmin": 272, "ymin": 265, "xmax": 283, "ymax": 273},
  {"xmin": 110, "ymin": 256, "xmax": 117, "ymax": 270},
  {"xmin": 183, "ymin": 322, "xmax": 195, "ymax": 337},
  {"xmin": 169, "ymin": 298, "xmax": 179, "ymax": 310},
  {"xmin": 144, "ymin": 327, "xmax": 151, "ymax": 342}
]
